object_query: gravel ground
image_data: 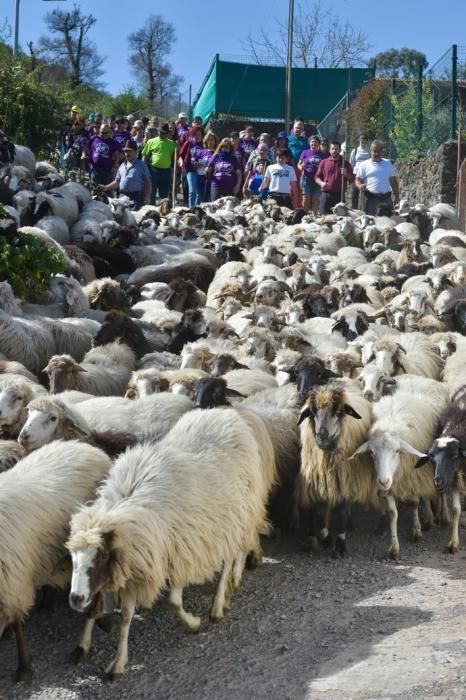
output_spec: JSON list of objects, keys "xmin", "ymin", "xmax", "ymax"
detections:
[{"xmin": 1, "ymin": 506, "xmax": 466, "ymax": 700}]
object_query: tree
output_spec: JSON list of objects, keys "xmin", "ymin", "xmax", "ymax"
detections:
[
  {"xmin": 111, "ymin": 86, "xmax": 148, "ymax": 117},
  {"xmin": 128, "ymin": 15, "xmax": 182, "ymax": 109},
  {"xmin": 39, "ymin": 4, "xmax": 104, "ymax": 89},
  {"xmin": 342, "ymin": 80, "xmax": 390, "ymax": 144},
  {"xmin": 370, "ymin": 48, "xmax": 428, "ymax": 78},
  {"xmin": 242, "ymin": 0, "xmax": 372, "ymax": 68}
]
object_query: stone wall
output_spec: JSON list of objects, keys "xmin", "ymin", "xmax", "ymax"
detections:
[{"xmin": 397, "ymin": 139, "xmax": 466, "ymax": 207}]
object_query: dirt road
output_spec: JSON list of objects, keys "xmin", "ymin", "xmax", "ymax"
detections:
[{"xmin": 1, "ymin": 507, "xmax": 465, "ymax": 700}]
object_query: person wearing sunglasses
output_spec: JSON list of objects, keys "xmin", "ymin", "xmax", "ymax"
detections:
[{"xmin": 84, "ymin": 124, "xmax": 121, "ymax": 187}]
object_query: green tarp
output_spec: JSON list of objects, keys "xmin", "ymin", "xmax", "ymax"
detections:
[{"xmin": 192, "ymin": 57, "xmax": 374, "ymax": 124}]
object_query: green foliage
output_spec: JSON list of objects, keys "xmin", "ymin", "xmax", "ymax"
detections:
[
  {"xmin": 0, "ymin": 227, "xmax": 66, "ymax": 300},
  {"xmin": 343, "ymin": 80, "xmax": 389, "ymax": 144},
  {"xmin": 111, "ymin": 87, "xmax": 148, "ymax": 118},
  {"xmin": 390, "ymin": 80, "xmax": 449, "ymax": 158},
  {"xmin": 370, "ymin": 48, "xmax": 428, "ymax": 78},
  {"xmin": 0, "ymin": 50, "xmax": 66, "ymax": 154}
]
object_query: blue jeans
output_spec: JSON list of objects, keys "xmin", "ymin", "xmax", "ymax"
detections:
[
  {"xmin": 186, "ymin": 171, "xmax": 201, "ymax": 208},
  {"xmin": 149, "ymin": 166, "xmax": 171, "ymax": 204}
]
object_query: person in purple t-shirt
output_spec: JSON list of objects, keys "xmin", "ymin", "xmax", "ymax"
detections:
[
  {"xmin": 240, "ymin": 125, "xmax": 257, "ymax": 160},
  {"xmin": 298, "ymin": 135, "xmax": 325, "ymax": 214},
  {"xmin": 206, "ymin": 138, "xmax": 242, "ymax": 201},
  {"xmin": 198, "ymin": 132, "xmax": 217, "ymax": 202},
  {"xmin": 113, "ymin": 118, "xmax": 132, "ymax": 151},
  {"xmin": 179, "ymin": 126, "xmax": 206, "ymax": 208},
  {"xmin": 84, "ymin": 124, "xmax": 121, "ymax": 186}
]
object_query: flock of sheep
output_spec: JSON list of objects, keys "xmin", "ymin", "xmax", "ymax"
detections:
[{"xmin": 0, "ymin": 136, "xmax": 465, "ymax": 685}]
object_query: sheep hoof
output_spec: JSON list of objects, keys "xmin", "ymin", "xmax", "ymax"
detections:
[
  {"xmin": 70, "ymin": 645, "xmax": 88, "ymax": 665},
  {"xmin": 302, "ymin": 536, "xmax": 319, "ymax": 552},
  {"xmin": 385, "ymin": 545, "xmax": 399, "ymax": 560},
  {"xmin": 445, "ymin": 541, "xmax": 459, "ymax": 554},
  {"xmin": 96, "ymin": 614, "xmax": 113, "ymax": 634},
  {"xmin": 105, "ymin": 670, "xmax": 125, "ymax": 683},
  {"xmin": 181, "ymin": 614, "xmax": 202, "ymax": 633},
  {"xmin": 15, "ymin": 667, "xmax": 33, "ymax": 685},
  {"xmin": 210, "ymin": 609, "xmax": 224, "ymax": 623}
]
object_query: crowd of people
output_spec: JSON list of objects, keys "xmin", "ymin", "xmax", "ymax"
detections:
[{"xmin": 64, "ymin": 107, "xmax": 400, "ymax": 215}]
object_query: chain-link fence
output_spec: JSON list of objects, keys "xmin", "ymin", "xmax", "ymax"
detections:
[{"xmin": 317, "ymin": 93, "xmax": 348, "ymax": 143}]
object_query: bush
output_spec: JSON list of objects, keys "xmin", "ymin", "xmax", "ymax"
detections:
[{"xmin": 0, "ymin": 206, "xmax": 66, "ymax": 299}]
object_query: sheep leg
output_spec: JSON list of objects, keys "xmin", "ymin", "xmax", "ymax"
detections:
[
  {"xmin": 210, "ymin": 556, "xmax": 234, "ymax": 622},
  {"xmin": 422, "ymin": 498, "xmax": 434, "ymax": 531},
  {"xmin": 169, "ymin": 587, "xmax": 201, "ymax": 632},
  {"xmin": 14, "ymin": 620, "xmax": 32, "ymax": 685},
  {"xmin": 385, "ymin": 494, "xmax": 400, "ymax": 559},
  {"xmin": 71, "ymin": 615, "xmax": 96, "ymax": 665},
  {"xmin": 231, "ymin": 550, "xmax": 247, "ymax": 590},
  {"xmin": 105, "ymin": 596, "xmax": 136, "ymax": 681},
  {"xmin": 319, "ymin": 503, "xmax": 333, "ymax": 550},
  {"xmin": 446, "ymin": 490, "xmax": 461, "ymax": 554},
  {"xmin": 441, "ymin": 493, "xmax": 451, "ymax": 526},
  {"xmin": 410, "ymin": 499, "xmax": 423, "ymax": 542},
  {"xmin": 333, "ymin": 501, "xmax": 349, "ymax": 558}
]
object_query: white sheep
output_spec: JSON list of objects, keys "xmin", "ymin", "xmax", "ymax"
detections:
[
  {"xmin": 0, "ymin": 379, "xmax": 46, "ymax": 438},
  {"xmin": 73, "ymin": 392, "xmax": 192, "ymax": 439},
  {"xmin": 442, "ymin": 348, "xmax": 466, "ymax": 396},
  {"xmin": 44, "ymin": 342, "xmax": 136, "ymax": 396},
  {"xmin": 67, "ymin": 407, "xmax": 274, "ymax": 679},
  {"xmin": 0, "ymin": 440, "xmax": 111, "ymax": 683},
  {"xmin": 34, "ymin": 215, "xmax": 70, "ymax": 245},
  {"xmin": 353, "ymin": 384, "xmax": 449, "ymax": 557},
  {"xmin": 372, "ymin": 333, "xmax": 442, "ymax": 380}
]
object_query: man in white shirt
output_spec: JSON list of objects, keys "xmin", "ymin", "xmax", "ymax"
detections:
[
  {"xmin": 260, "ymin": 148, "xmax": 298, "ymax": 209},
  {"xmin": 356, "ymin": 140, "xmax": 400, "ymax": 215}
]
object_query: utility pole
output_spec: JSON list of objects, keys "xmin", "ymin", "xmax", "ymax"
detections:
[{"xmin": 285, "ymin": 0, "xmax": 294, "ymax": 132}]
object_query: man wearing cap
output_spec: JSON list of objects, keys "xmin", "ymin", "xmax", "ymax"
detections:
[
  {"xmin": 98, "ymin": 140, "xmax": 151, "ymax": 210},
  {"xmin": 142, "ymin": 123, "xmax": 176, "ymax": 204},
  {"xmin": 70, "ymin": 105, "xmax": 80, "ymax": 119}
]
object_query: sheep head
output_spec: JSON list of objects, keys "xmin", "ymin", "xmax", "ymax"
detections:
[
  {"xmin": 125, "ymin": 369, "xmax": 169, "ymax": 399},
  {"xmin": 0, "ymin": 382, "xmax": 34, "ymax": 437},
  {"xmin": 44, "ymin": 355, "xmax": 86, "ymax": 393},
  {"xmin": 372, "ymin": 337, "xmax": 407, "ymax": 375},
  {"xmin": 18, "ymin": 396, "xmax": 90, "ymax": 451},
  {"xmin": 298, "ymin": 383, "xmax": 362, "ymax": 451}
]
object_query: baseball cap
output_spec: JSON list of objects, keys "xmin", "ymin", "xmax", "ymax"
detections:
[
  {"xmin": 71, "ymin": 105, "xmax": 79, "ymax": 113},
  {"xmin": 134, "ymin": 120, "xmax": 144, "ymax": 127},
  {"xmin": 126, "ymin": 114, "xmax": 135, "ymax": 121},
  {"xmin": 277, "ymin": 131, "xmax": 288, "ymax": 139},
  {"xmin": 178, "ymin": 112, "xmax": 187, "ymax": 119}
]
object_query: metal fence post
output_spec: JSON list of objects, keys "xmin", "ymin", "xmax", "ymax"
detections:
[
  {"xmin": 451, "ymin": 44, "xmax": 458, "ymax": 139},
  {"xmin": 416, "ymin": 63, "xmax": 423, "ymax": 143}
]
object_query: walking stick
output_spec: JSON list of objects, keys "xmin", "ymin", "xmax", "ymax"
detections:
[
  {"xmin": 172, "ymin": 147, "xmax": 178, "ymax": 208},
  {"xmin": 340, "ymin": 145, "xmax": 346, "ymax": 204}
]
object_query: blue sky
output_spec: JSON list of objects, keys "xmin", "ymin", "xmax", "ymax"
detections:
[{"xmin": 4, "ymin": 0, "xmax": 465, "ymax": 99}]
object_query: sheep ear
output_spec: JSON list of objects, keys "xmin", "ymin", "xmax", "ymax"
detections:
[
  {"xmin": 66, "ymin": 289, "xmax": 77, "ymax": 306},
  {"xmin": 344, "ymin": 405, "xmax": 362, "ymax": 419},
  {"xmin": 225, "ymin": 388, "xmax": 246, "ymax": 398},
  {"xmin": 64, "ymin": 414, "xmax": 90, "ymax": 438},
  {"xmin": 323, "ymin": 368, "xmax": 340, "ymax": 380},
  {"xmin": 399, "ymin": 440, "xmax": 427, "ymax": 457},
  {"xmin": 349, "ymin": 440, "xmax": 371, "ymax": 458},
  {"xmin": 297, "ymin": 407, "xmax": 311, "ymax": 425},
  {"xmin": 396, "ymin": 343, "xmax": 407, "ymax": 355},
  {"xmin": 331, "ymin": 319, "xmax": 344, "ymax": 333},
  {"xmin": 414, "ymin": 455, "xmax": 431, "ymax": 468},
  {"xmin": 74, "ymin": 365, "xmax": 88, "ymax": 373}
]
